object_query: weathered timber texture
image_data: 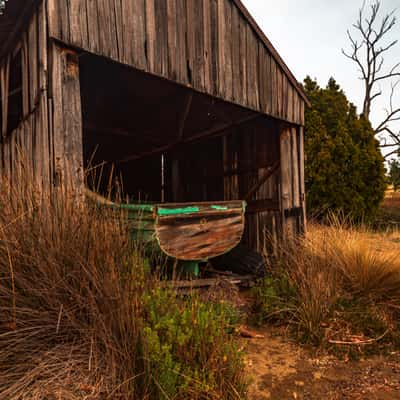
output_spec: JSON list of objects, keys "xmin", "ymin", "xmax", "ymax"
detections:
[
  {"xmin": 47, "ymin": 0, "xmax": 306, "ymax": 125},
  {"xmin": 0, "ymin": 4, "xmax": 83, "ymax": 194},
  {"xmin": 156, "ymin": 201, "xmax": 246, "ymax": 261},
  {"xmin": 280, "ymin": 126, "xmax": 304, "ymax": 238}
]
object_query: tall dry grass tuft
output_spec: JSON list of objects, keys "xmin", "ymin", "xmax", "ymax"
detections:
[
  {"xmin": 306, "ymin": 218, "xmax": 400, "ymax": 299},
  {"xmin": 0, "ymin": 176, "xmax": 246, "ymax": 399},
  {"xmin": 257, "ymin": 216, "xmax": 400, "ymax": 346},
  {"xmin": 0, "ymin": 179, "xmax": 148, "ymax": 399}
]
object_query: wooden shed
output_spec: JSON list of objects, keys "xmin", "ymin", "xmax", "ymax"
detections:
[{"xmin": 0, "ymin": 0, "xmax": 308, "ymax": 253}]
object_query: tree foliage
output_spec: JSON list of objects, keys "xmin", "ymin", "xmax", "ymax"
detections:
[
  {"xmin": 389, "ymin": 158, "xmax": 400, "ymax": 191},
  {"xmin": 304, "ymin": 76, "xmax": 386, "ymax": 220}
]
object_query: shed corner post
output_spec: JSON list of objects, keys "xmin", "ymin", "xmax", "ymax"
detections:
[
  {"xmin": 298, "ymin": 125, "xmax": 307, "ymax": 234},
  {"xmin": 49, "ymin": 41, "xmax": 84, "ymax": 201}
]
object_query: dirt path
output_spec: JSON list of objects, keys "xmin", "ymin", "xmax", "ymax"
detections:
[{"xmin": 244, "ymin": 328, "xmax": 400, "ymax": 400}]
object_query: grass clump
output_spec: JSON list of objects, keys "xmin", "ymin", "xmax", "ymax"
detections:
[
  {"xmin": 252, "ymin": 217, "xmax": 400, "ymax": 351},
  {"xmin": 0, "ymin": 179, "xmax": 247, "ymax": 399}
]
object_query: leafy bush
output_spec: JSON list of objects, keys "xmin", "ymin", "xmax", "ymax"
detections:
[
  {"xmin": 251, "ymin": 274, "xmax": 296, "ymax": 326},
  {"xmin": 143, "ymin": 288, "xmax": 246, "ymax": 399}
]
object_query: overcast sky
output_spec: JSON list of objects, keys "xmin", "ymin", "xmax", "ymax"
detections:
[{"xmin": 242, "ymin": 0, "xmax": 400, "ymax": 156}]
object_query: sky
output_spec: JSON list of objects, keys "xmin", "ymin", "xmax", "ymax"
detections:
[{"xmin": 242, "ymin": 0, "xmax": 400, "ymax": 157}]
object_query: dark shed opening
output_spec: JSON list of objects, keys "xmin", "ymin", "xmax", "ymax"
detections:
[{"xmin": 79, "ymin": 53, "xmax": 284, "ymax": 250}]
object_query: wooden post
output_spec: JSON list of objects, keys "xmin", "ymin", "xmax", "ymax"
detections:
[
  {"xmin": 0, "ymin": 56, "xmax": 10, "ymax": 137},
  {"xmin": 298, "ymin": 126, "xmax": 306, "ymax": 232},
  {"xmin": 280, "ymin": 127, "xmax": 291, "ymax": 239},
  {"xmin": 50, "ymin": 43, "xmax": 84, "ymax": 197}
]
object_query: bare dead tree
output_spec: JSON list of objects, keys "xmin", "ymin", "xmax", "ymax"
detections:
[{"xmin": 343, "ymin": 0, "xmax": 400, "ymax": 158}]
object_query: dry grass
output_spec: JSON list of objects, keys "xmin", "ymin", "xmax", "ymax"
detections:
[
  {"xmin": 256, "ymin": 217, "xmax": 400, "ymax": 348},
  {"xmin": 375, "ymin": 190, "xmax": 400, "ymax": 228},
  {"xmin": 0, "ymin": 178, "xmax": 247, "ymax": 399},
  {"xmin": 0, "ymin": 181, "xmax": 147, "ymax": 399},
  {"xmin": 306, "ymin": 220, "xmax": 400, "ymax": 298}
]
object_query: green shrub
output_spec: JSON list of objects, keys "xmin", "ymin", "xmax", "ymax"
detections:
[
  {"xmin": 143, "ymin": 288, "xmax": 246, "ymax": 399},
  {"xmin": 251, "ymin": 274, "xmax": 296, "ymax": 326}
]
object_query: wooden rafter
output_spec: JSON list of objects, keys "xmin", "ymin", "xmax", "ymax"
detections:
[{"xmin": 117, "ymin": 113, "xmax": 261, "ymax": 164}]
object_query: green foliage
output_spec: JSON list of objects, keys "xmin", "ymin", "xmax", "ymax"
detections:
[
  {"xmin": 251, "ymin": 272, "xmax": 296, "ymax": 326},
  {"xmin": 143, "ymin": 287, "xmax": 246, "ymax": 399},
  {"xmin": 389, "ymin": 158, "xmax": 400, "ymax": 191},
  {"xmin": 303, "ymin": 77, "xmax": 386, "ymax": 220}
]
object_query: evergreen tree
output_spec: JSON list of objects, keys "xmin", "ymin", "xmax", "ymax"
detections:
[
  {"xmin": 389, "ymin": 159, "xmax": 400, "ymax": 191},
  {"xmin": 303, "ymin": 77, "xmax": 386, "ymax": 220}
]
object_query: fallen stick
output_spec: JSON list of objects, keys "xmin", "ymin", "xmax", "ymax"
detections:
[{"xmin": 328, "ymin": 330, "xmax": 389, "ymax": 345}]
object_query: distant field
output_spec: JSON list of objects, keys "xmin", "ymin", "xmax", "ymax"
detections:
[
  {"xmin": 384, "ymin": 189, "xmax": 400, "ymax": 208},
  {"xmin": 375, "ymin": 189, "xmax": 400, "ymax": 228}
]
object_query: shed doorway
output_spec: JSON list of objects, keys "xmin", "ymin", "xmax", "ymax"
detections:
[{"xmin": 79, "ymin": 53, "xmax": 283, "ymax": 251}]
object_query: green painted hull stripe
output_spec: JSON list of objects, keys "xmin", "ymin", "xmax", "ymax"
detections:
[
  {"xmin": 210, "ymin": 205, "xmax": 229, "ymax": 210},
  {"xmin": 158, "ymin": 206, "xmax": 200, "ymax": 216}
]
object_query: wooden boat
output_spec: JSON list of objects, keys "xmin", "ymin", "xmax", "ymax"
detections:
[{"xmin": 87, "ymin": 190, "xmax": 246, "ymax": 262}]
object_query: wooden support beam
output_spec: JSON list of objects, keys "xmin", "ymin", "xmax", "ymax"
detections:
[
  {"xmin": 50, "ymin": 44, "xmax": 84, "ymax": 195},
  {"xmin": 118, "ymin": 113, "xmax": 260, "ymax": 164},
  {"xmin": 177, "ymin": 92, "xmax": 193, "ymax": 140},
  {"xmin": 0, "ymin": 56, "xmax": 10, "ymax": 137},
  {"xmin": 244, "ymin": 160, "xmax": 280, "ymax": 201}
]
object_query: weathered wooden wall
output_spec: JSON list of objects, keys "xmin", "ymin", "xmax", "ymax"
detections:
[
  {"xmin": 163, "ymin": 117, "xmax": 306, "ymax": 253},
  {"xmin": 223, "ymin": 119, "xmax": 283, "ymax": 252},
  {"xmin": 0, "ymin": 2, "xmax": 51, "ymax": 190},
  {"xmin": 47, "ymin": 0, "xmax": 306, "ymax": 126},
  {"xmin": 0, "ymin": 3, "xmax": 84, "ymax": 194},
  {"xmin": 280, "ymin": 126, "xmax": 306, "ymax": 238}
]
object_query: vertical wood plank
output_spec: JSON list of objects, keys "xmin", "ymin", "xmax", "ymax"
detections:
[
  {"xmin": 176, "ymin": 0, "xmax": 188, "ymax": 84},
  {"xmin": 97, "ymin": 0, "xmax": 115, "ymax": 59},
  {"xmin": 1, "ymin": 57, "xmax": 10, "ymax": 136},
  {"xmin": 167, "ymin": 0, "xmax": 178, "ymax": 80},
  {"xmin": 185, "ymin": 0, "xmax": 195, "ymax": 85},
  {"xmin": 217, "ymin": 0, "xmax": 226, "ymax": 97},
  {"xmin": 291, "ymin": 127, "xmax": 300, "ymax": 208},
  {"xmin": 112, "ymin": 0, "xmax": 124, "ymax": 61},
  {"xmin": 86, "ymin": 0, "xmax": 100, "ymax": 54},
  {"xmin": 224, "ymin": 0, "xmax": 233, "ymax": 101},
  {"xmin": 69, "ymin": 0, "xmax": 88, "ymax": 48},
  {"xmin": 231, "ymin": 4, "xmax": 241, "ymax": 103},
  {"xmin": 203, "ymin": 0, "xmax": 212, "ymax": 93},
  {"xmin": 155, "ymin": 0, "xmax": 168, "ymax": 76},
  {"xmin": 298, "ymin": 126, "xmax": 306, "ymax": 230},
  {"xmin": 50, "ymin": 44, "xmax": 84, "ymax": 194},
  {"xmin": 21, "ymin": 34, "xmax": 30, "ymax": 117},
  {"xmin": 47, "ymin": 0, "xmax": 61, "ymax": 38},
  {"xmin": 210, "ymin": 0, "xmax": 219, "ymax": 95},
  {"xmin": 280, "ymin": 128, "xmax": 292, "ymax": 235},
  {"xmin": 28, "ymin": 12, "xmax": 38, "ymax": 109},
  {"xmin": 145, "ymin": 0, "xmax": 156, "ymax": 73},
  {"xmin": 194, "ymin": 0, "xmax": 205, "ymax": 90},
  {"xmin": 120, "ymin": 0, "xmax": 134, "ymax": 65},
  {"xmin": 239, "ymin": 17, "xmax": 247, "ymax": 106}
]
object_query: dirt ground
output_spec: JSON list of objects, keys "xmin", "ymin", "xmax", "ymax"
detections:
[{"xmin": 245, "ymin": 328, "xmax": 400, "ymax": 400}]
